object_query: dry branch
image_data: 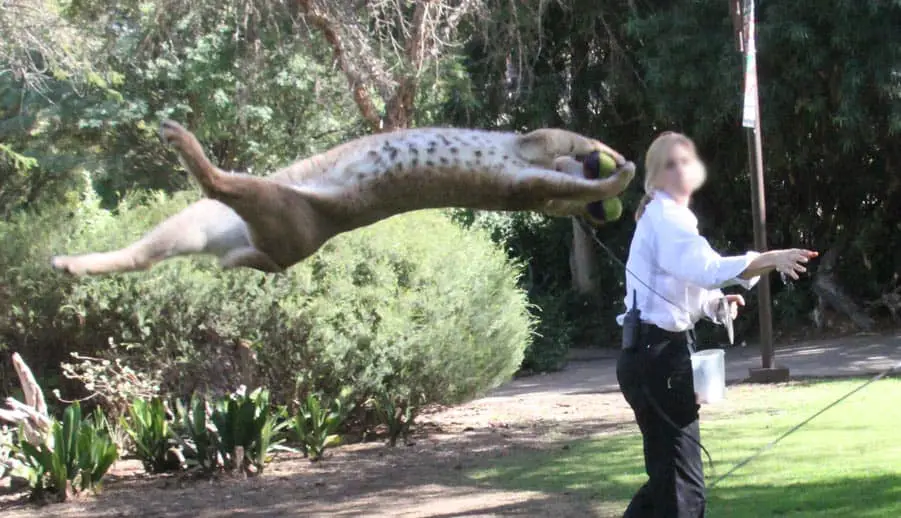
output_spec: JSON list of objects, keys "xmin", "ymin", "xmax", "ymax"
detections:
[
  {"xmin": 0, "ymin": 0, "xmax": 100, "ymax": 91},
  {"xmin": 0, "ymin": 353, "xmax": 52, "ymax": 446}
]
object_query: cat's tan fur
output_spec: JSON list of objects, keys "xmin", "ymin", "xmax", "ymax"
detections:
[{"xmin": 50, "ymin": 120, "xmax": 635, "ymax": 275}]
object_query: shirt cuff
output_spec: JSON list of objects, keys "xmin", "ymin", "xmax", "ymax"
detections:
[{"xmin": 718, "ymin": 251, "xmax": 761, "ymax": 290}]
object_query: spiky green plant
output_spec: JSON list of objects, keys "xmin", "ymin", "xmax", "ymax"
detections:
[
  {"xmin": 17, "ymin": 402, "xmax": 118, "ymax": 501},
  {"xmin": 292, "ymin": 387, "xmax": 353, "ymax": 461},
  {"xmin": 122, "ymin": 398, "xmax": 179, "ymax": 473},
  {"xmin": 209, "ymin": 388, "xmax": 289, "ymax": 474}
]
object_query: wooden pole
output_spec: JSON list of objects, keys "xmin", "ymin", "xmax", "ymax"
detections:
[
  {"xmin": 734, "ymin": 0, "xmax": 786, "ymax": 380},
  {"xmin": 747, "ymin": 114, "xmax": 775, "ymax": 369}
]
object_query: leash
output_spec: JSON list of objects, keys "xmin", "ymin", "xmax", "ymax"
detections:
[
  {"xmin": 576, "ymin": 217, "xmax": 900, "ymax": 487},
  {"xmin": 707, "ymin": 359, "xmax": 901, "ymax": 488}
]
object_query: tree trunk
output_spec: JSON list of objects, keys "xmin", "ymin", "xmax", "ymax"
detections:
[
  {"xmin": 812, "ymin": 237, "xmax": 875, "ymax": 331},
  {"xmin": 567, "ymin": 34, "xmax": 598, "ymax": 294},
  {"xmin": 570, "ymin": 218, "xmax": 598, "ymax": 293}
]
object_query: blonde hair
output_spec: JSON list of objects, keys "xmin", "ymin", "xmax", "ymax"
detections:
[{"xmin": 634, "ymin": 131, "xmax": 698, "ymax": 220}]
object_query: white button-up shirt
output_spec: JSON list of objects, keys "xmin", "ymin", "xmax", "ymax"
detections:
[{"xmin": 617, "ymin": 192, "xmax": 761, "ymax": 332}]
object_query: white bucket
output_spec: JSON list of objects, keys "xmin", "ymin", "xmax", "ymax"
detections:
[{"xmin": 691, "ymin": 349, "xmax": 726, "ymax": 404}]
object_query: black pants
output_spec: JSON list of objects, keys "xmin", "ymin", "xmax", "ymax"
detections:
[{"xmin": 616, "ymin": 325, "xmax": 705, "ymax": 518}]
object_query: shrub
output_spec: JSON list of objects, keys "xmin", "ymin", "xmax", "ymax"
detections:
[
  {"xmin": 15, "ymin": 402, "xmax": 118, "ymax": 502},
  {"xmin": 173, "ymin": 394, "xmax": 217, "ymax": 472},
  {"xmin": 1, "ymin": 191, "xmax": 532, "ymax": 429},
  {"xmin": 209, "ymin": 387, "xmax": 287, "ymax": 474},
  {"xmin": 453, "ymin": 208, "xmax": 634, "ymax": 371},
  {"xmin": 291, "ymin": 387, "xmax": 353, "ymax": 461},
  {"xmin": 122, "ymin": 398, "xmax": 180, "ymax": 473},
  {"xmin": 521, "ymin": 294, "xmax": 574, "ymax": 373},
  {"xmin": 452, "ymin": 210, "xmax": 580, "ymax": 371},
  {"xmin": 370, "ymin": 391, "xmax": 416, "ymax": 447}
]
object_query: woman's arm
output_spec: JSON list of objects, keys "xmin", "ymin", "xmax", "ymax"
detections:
[
  {"xmin": 739, "ymin": 249, "xmax": 819, "ymax": 280},
  {"xmin": 654, "ymin": 215, "xmax": 764, "ymax": 291},
  {"xmin": 653, "ymin": 207, "xmax": 817, "ymax": 289}
]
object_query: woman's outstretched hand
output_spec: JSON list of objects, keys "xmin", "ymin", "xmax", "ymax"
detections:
[
  {"xmin": 741, "ymin": 248, "xmax": 819, "ymax": 280},
  {"xmin": 771, "ymin": 249, "xmax": 819, "ymax": 280}
]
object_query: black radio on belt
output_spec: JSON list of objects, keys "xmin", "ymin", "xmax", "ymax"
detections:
[{"xmin": 622, "ymin": 289, "xmax": 641, "ymax": 350}]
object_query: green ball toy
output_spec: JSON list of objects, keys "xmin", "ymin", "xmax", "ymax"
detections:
[
  {"xmin": 596, "ymin": 152, "xmax": 618, "ymax": 177},
  {"xmin": 601, "ymin": 196, "xmax": 623, "ymax": 222},
  {"xmin": 584, "ymin": 151, "xmax": 624, "ymax": 225}
]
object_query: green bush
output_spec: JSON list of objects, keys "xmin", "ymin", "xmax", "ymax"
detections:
[
  {"xmin": 522, "ymin": 294, "xmax": 575, "ymax": 373},
  {"xmin": 454, "ymin": 208, "xmax": 634, "ymax": 371},
  {"xmin": 122, "ymin": 398, "xmax": 180, "ymax": 473},
  {"xmin": 15, "ymin": 402, "xmax": 118, "ymax": 502},
  {"xmin": 210, "ymin": 387, "xmax": 287, "ymax": 474},
  {"xmin": 1, "ymin": 190, "xmax": 532, "ymax": 431},
  {"xmin": 370, "ymin": 391, "xmax": 416, "ymax": 447},
  {"xmin": 292, "ymin": 387, "xmax": 353, "ymax": 460},
  {"xmin": 453, "ymin": 210, "xmax": 583, "ymax": 372}
]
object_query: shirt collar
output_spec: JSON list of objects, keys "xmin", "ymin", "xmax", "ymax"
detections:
[{"xmin": 653, "ymin": 190, "xmax": 698, "ymax": 228}]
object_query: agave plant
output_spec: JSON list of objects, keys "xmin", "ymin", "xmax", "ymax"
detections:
[
  {"xmin": 292, "ymin": 387, "xmax": 353, "ymax": 461},
  {"xmin": 17, "ymin": 402, "xmax": 118, "ymax": 501},
  {"xmin": 173, "ymin": 394, "xmax": 218, "ymax": 472},
  {"xmin": 371, "ymin": 392, "xmax": 415, "ymax": 447},
  {"xmin": 209, "ymin": 388, "xmax": 289, "ymax": 474},
  {"xmin": 122, "ymin": 398, "xmax": 179, "ymax": 473}
]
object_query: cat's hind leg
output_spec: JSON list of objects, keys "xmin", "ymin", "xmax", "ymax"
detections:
[
  {"xmin": 158, "ymin": 119, "xmax": 328, "ymax": 268},
  {"xmin": 51, "ymin": 199, "xmax": 250, "ymax": 275}
]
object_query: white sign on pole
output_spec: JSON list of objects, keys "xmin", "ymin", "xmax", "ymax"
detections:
[{"xmin": 741, "ymin": 0, "xmax": 758, "ymax": 129}]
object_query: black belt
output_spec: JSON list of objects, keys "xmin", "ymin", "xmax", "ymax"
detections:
[{"xmin": 639, "ymin": 323, "xmax": 697, "ymax": 351}]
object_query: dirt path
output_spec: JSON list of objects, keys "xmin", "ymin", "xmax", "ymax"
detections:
[{"xmin": 3, "ymin": 333, "xmax": 899, "ymax": 517}]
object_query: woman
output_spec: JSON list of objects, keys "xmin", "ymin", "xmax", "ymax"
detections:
[{"xmin": 616, "ymin": 132, "xmax": 817, "ymax": 518}]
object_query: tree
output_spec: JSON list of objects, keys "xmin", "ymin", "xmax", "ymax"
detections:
[
  {"xmin": 296, "ymin": 0, "xmax": 490, "ymax": 131},
  {"xmin": 0, "ymin": 0, "xmax": 101, "ymax": 92}
]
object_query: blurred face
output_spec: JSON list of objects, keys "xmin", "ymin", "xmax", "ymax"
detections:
[{"xmin": 661, "ymin": 142, "xmax": 706, "ymax": 196}]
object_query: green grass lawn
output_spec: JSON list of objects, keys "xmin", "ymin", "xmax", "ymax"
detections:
[{"xmin": 469, "ymin": 378, "xmax": 901, "ymax": 517}]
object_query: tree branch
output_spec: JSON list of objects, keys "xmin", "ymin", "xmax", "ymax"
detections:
[
  {"xmin": 384, "ymin": 0, "xmax": 434, "ymax": 130},
  {"xmin": 296, "ymin": 0, "xmax": 383, "ymax": 132}
]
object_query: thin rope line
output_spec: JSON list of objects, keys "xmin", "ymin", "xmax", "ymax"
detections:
[{"xmin": 707, "ymin": 360, "xmax": 901, "ymax": 488}]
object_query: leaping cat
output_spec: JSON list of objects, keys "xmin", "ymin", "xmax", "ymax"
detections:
[{"xmin": 51, "ymin": 120, "xmax": 635, "ymax": 275}]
